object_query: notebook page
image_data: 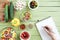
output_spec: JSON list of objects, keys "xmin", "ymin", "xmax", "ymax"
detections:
[{"xmin": 36, "ymin": 17, "xmax": 60, "ymax": 40}]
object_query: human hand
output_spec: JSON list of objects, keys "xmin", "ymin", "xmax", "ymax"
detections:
[{"xmin": 44, "ymin": 26, "xmax": 56, "ymax": 40}]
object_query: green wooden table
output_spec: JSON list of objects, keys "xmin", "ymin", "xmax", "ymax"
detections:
[{"xmin": 0, "ymin": 0, "xmax": 60, "ymax": 40}]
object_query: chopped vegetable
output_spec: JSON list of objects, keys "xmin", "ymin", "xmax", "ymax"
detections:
[
  {"xmin": 1, "ymin": 27, "xmax": 16, "ymax": 40},
  {"xmin": 4, "ymin": 4, "xmax": 9, "ymax": 22},
  {"xmin": 23, "ymin": 11, "xmax": 31, "ymax": 21},
  {"xmin": 14, "ymin": 0, "xmax": 26, "ymax": 10},
  {"xmin": 11, "ymin": 18, "xmax": 20, "ymax": 27},
  {"xmin": 9, "ymin": 2, "xmax": 14, "ymax": 20},
  {"xmin": 20, "ymin": 31, "xmax": 30, "ymax": 40},
  {"xmin": 30, "ymin": 0, "xmax": 38, "ymax": 9}
]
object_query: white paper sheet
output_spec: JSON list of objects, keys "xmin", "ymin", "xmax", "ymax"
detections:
[{"xmin": 36, "ymin": 17, "xmax": 60, "ymax": 40}]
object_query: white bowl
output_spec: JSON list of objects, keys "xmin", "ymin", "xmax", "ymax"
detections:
[{"xmin": 28, "ymin": 0, "xmax": 39, "ymax": 10}]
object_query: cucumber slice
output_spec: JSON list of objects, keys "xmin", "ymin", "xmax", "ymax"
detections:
[
  {"xmin": 4, "ymin": 4, "xmax": 8, "ymax": 22},
  {"xmin": 9, "ymin": 2, "xmax": 14, "ymax": 20}
]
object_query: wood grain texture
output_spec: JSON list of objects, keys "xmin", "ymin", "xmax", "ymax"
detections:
[{"xmin": 0, "ymin": 0, "xmax": 60, "ymax": 40}]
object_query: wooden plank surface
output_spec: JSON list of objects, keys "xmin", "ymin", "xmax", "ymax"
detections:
[{"xmin": 0, "ymin": 0, "xmax": 60, "ymax": 40}]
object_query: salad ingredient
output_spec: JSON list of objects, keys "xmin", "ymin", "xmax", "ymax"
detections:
[
  {"xmin": 1, "ymin": 27, "xmax": 16, "ymax": 40},
  {"xmin": 9, "ymin": 2, "xmax": 14, "ymax": 20},
  {"xmin": 14, "ymin": 0, "xmax": 26, "ymax": 10},
  {"xmin": 4, "ymin": 4, "xmax": 9, "ymax": 22},
  {"xmin": 11, "ymin": 18, "xmax": 20, "ymax": 27},
  {"xmin": 1, "ymin": 0, "xmax": 10, "ymax": 8},
  {"xmin": 20, "ymin": 24, "xmax": 26, "ymax": 30},
  {"xmin": 20, "ymin": 31, "xmax": 30, "ymax": 40},
  {"xmin": 28, "ymin": 24, "xmax": 33, "ymax": 29},
  {"xmin": 23, "ymin": 11, "xmax": 31, "ymax": 20},
  {"xmin": 30, "ymin": 1, "xmax": 38, "ymax": 9},
  {"xmin": 0, "ymin": 14, "xmax": 5, "ymax": 21},
  {"xmin": 1, "ymin": 3, "xmax": 6, "ymax": 8}
]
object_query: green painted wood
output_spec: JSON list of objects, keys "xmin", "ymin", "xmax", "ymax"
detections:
[
  {"xmin": 0, "ymin": 0, "xmax": 60, "ymax": 40},
  {"xmin": 33, "ymin": 7, "xmax": 60, "ymax": 11},
  {"xmin": 39, "ymin": 0, "xmax": 60, "ymax": 2},
  {"xmin": 39, "ymin": 2, "xmax": 60, "ymax": 6}
]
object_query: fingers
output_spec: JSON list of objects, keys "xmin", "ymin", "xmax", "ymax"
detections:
[
  {"xmin": 43, "ymin": 26, "xmax": 53, "ymax": 34},
  {"xmin": 44, "ymin": 27, "xmax": 50, "ymax": 34},
  {"xmin": 44, "ymin": 26, "xmax": 52, "ymax": 32},
  {"xmin": 43, "ymin": 26, "xmax": 54, "ymax": 35}
]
